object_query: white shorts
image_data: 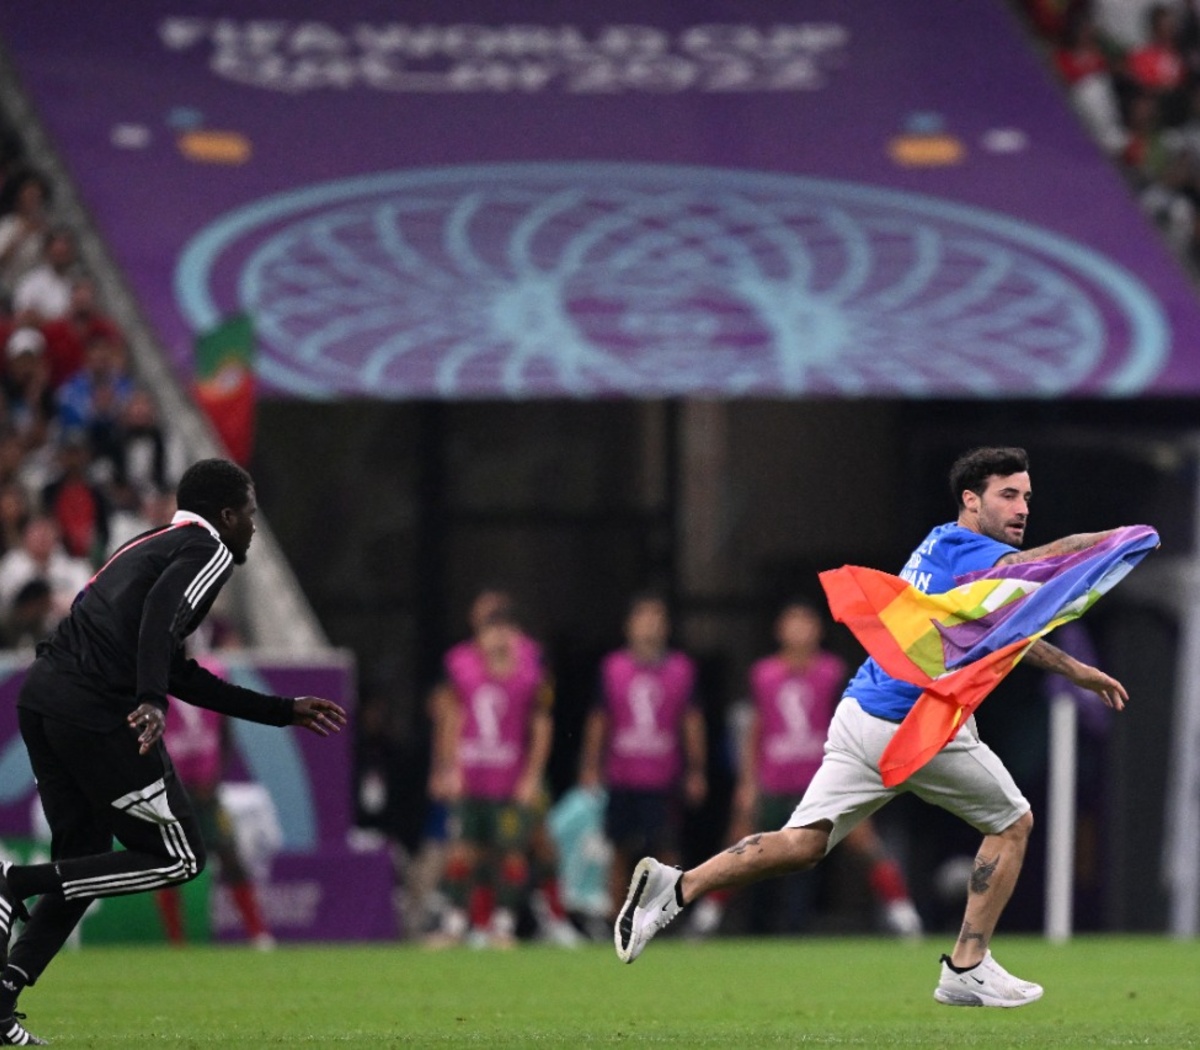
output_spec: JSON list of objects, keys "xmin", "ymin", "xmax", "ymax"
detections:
[{"xmin": 785, "ymin": 697, "xmax": 1030, "ymax": 852}]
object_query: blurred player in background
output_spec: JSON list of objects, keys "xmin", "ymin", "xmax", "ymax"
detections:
[
  {"xmin": 426, "ymin": 595, "xmax": 554, "ymax": 947},
  {"xmin": 155, "ymin": 649, "xmax": 275, "ymax": 950},
  {"xmin": 462, "ymin": 592, "xmax": 578, "ymax": 945},
  {"xmin": 578, "ymin": 593, "xmax": 706, "ymax": 921},
  {"xmin": 688, "ymin": 599, "xmax": 922, "ymax": 940}
]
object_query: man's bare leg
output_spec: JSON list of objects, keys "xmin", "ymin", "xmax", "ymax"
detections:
[
  {"xmin": 950, "ymin": 811, "xmax": 1033, "ymax": 968},
  {"xmin": 679, "ymin": 823, "xmax": 830, "ymax": 905}
]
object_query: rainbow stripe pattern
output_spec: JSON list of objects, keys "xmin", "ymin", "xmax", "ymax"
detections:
[{"xmin": 819, "ymin": 525, "xmax": 1159, "ymax": 786}]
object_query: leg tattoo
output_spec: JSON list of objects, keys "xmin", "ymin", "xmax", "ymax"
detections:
[
  {"xmin": 970, "ymin": 854, "xmax": 998, "ymax": 895},
  {"xmin": 957, "ymin": 919, "xmax": 988, "ymax": 951}
]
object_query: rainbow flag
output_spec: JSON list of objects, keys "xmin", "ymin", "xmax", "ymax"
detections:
[{"xmin": 819, "ymin": 525, "xmax": 1159, "ymax": 787}]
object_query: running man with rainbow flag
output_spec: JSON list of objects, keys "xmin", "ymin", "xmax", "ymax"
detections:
[{"xmin": 614, "ymin": 447, "xmax": 1158, "ymax": 1009}]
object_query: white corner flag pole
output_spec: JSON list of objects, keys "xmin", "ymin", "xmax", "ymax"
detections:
[{"xmin": 1045, "ymin": 691, "xmax": 1077, "ymax": 943}]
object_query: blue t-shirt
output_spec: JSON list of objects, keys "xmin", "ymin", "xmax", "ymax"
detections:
[{"xmin": 845, "ymin": 522, "xmax": 1017, "ymax": 721}]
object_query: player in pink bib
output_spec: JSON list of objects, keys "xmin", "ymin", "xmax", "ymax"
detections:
[
  {"xmin": 427, "ymin": 600, "xmax": 553, "ymax": 947},
  {"xmin": 155, "ymin": 653, "xmax": 273, "ymax": 948},
  {"xmin": 579, "ymin": 594, "xmax": 706, "ymax": 919},
  {"xmin": 690, "ymin": 601, "xmax": 922, "ymax": 938}
]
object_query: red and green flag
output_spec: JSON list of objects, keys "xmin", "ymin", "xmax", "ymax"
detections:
[{"xmin": 194, "ymin": 313, "xmax": 256, "ymax": 465}]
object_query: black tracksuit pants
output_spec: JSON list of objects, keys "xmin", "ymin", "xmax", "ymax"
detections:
[{"xmin": 10, "ymin": 706, "xmax": 206, "ymax": 983}]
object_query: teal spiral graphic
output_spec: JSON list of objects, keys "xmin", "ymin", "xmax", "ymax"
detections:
[{"xmin": 176, "ymin": 163, "xmax": 1168, "ymax": 397}]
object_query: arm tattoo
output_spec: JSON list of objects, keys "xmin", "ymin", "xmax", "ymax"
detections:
[
  {"xmin": 995, "ymin": 530, "xmax": 1113, "ymax": 566},
  {"xmin": 970, "ymin": 854, "xmax": 999, "ymax": 895},
  {"xmin": 726, "ymin": 833, "xmax": 764, "ymax": 856},
  {"xmin": 1021, "ymin": 640, "xmax": 1073, "ymax": 674}
]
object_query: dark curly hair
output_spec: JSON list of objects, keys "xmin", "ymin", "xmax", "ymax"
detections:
[
  {"xmin": 175, "ymin": 458, "xmax": 254, "ymax": 524},
  {"xmin": 948, "ymin": 447, "xmax": 1029, "ymax": 509}
]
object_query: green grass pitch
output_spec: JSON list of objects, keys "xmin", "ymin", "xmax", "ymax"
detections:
[{"xmin": 15, "ymin": 935, "xmax": 1199, "ymax": 1047}]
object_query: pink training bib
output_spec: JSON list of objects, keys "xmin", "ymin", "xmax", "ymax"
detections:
[
  {"xmin": 445, "ymin": 640, "xmax": 545, "ymax": 800},
  {"xmin": 750, "ymin": 651, "xmax": 845, "ymax": 795},
  {"xmin": 601, "ymin": 649, "xmax": 696, "ymax": 791}
]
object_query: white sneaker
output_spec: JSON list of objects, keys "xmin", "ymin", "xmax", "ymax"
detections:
[
  {"xmin": 882, "ymin": 899, "xmax": 923, "ymax": 941},
  {"xmin": 934, "ymin": 951, "xmax": 1044, "ymax": 1008},
  {"xmin": 614, "ymin": 857, "xmax": 682, "ymax": 964}
]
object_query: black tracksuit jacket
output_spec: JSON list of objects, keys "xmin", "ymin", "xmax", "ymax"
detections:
[{"xmin": 19, "ymin": 512, "xmax": 294, "ymax": 731}]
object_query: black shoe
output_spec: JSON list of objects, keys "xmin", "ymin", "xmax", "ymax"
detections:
[
  {"xmin": 0, "ymin": 1013, "xmax": 47, "ymax": 1045},
  {"xmin": 0, "ymin": 870, "xmax": 29, "ymax": 969}
]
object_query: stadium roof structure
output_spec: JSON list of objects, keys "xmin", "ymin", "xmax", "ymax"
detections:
[{"xmin": 2, "ymin": 0, "xmax": 1199, "ymax": 400}]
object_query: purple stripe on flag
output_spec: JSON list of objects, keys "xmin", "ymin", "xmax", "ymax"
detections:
[
  {"xmin": 935, "ymin": 600, "xmax": 1028, "ymax": 667},
  {"xmin": 935, "ymin": 525, "xmax": 1158, "ymax": 671},
  {"xmin": 955, "ymin": 525, "xmax": 1158, "ymax": 585}
]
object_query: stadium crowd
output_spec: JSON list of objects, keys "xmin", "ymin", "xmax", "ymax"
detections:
[
  {"xmin": 0, "ymin": 114, "xmax": 181, "ymax": 650},
  {"xmin": 1020, "ymin": 0, "xmax": 1200, "ymax": 271}
]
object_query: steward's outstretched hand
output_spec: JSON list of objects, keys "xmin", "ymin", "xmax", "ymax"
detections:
[
  {"xmin": 127, "ymin": 702, "xmax": 166, "ymax": 755},
  {"xmin": 292, "ymin": 697, "xmax": 348, "ymax": 736}
]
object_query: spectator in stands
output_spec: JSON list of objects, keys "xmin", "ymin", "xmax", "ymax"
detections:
[
  {"xmin": 105, "ymin": 486, "xmax": 173, "ymax": 557},
  {"xmin": 1055, "ymin": 9, "xmax": 1111, "ymax": 84},
  {"xmin": 1126, "ymin": 4, "xmax": 1187, "ymax": 97},
  {"xmin": 12, "ymin": 227, "xmax": 78, "ymax": 326},
  {"xmin": 1019, "ymin": 0, "xmax": 1074, "ymax": 41},
  {"xmin": 113, "ymin": 386, "xmax": 172, "ymax": 497},
  {"xmin": 0, "ymin": 170, "xmax": 51, "ymax": 304},
  {"xmin": 0, "ymin": 514, "xmax": 90, "ymax": 626},
  {"xmin": 1054, "ymin": 10, "xmax": 1131, "ymax": 156},
  {"xmin": 2, "ymin": 327, "xmax": 56, "ymax": 455},
  {"xmin": 3, "ymin": 577, "xmax": 53, "ymax": 651},
  {"xmin": 40, "ymin": 276, "xmax": 123, "ymax": 388},
  {"xmin": 41, "ymin": 428, "xmax": 111, "ymax": 564},
  {"xmin": 1122, "ymin": 88, "xmax": 1169, "ymax": 171},
  {"xmin": 578, "ymin": 593, "xmax": 707, "ymax": 922},
  {"xmin": 1120, "ymin": 87, "xmax": 1200, "ymax": 260},
  {"xmin": 0, "ymin": 430, "xmax": 27, "ymax": 493},
  {"xmin": 1140, "ymin": 138, "xmax": 1199, "ymax": 254},
  {"xmin": 57, "ymin": 328, "xmax": 134, "ymax": 457},
  {"xmin": 1163, "ymin": 80, "xmax": 1200, "ymax": 161},
  {"xmin": 0, "ymin": 479, "xmax": 32, "ymax": 558},
  {"xmin": 1093, "ymin": 0, "xmax": 1171, "ymax": 54},
  {"xmin": 0, "ymin": 428, "xmax": 50, "ymax": 511},
  {"xmin": 1031, "ymin": 0, "xmax": 1200, "ymax": 270}
]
